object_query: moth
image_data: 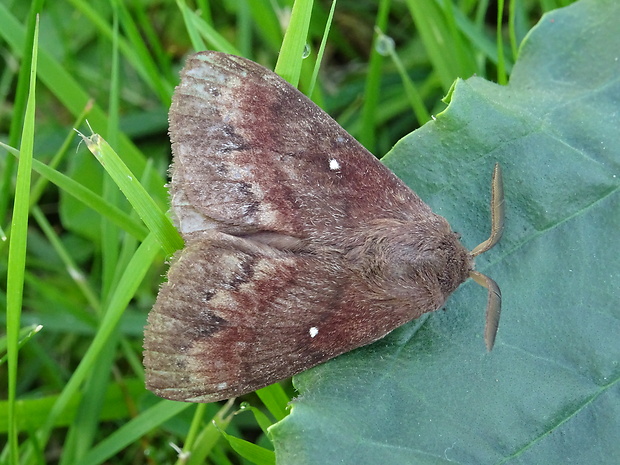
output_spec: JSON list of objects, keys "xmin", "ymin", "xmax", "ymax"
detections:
[{"xmin": 144, "ymin": 51, "xmax": 504, "ymax": 403}]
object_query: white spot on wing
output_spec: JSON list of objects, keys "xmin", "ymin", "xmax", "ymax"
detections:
[
  {"xmin": 217, "ymin": 382, "xmax": 228, "ymax": 390},
  {"xmin": 309, "ymin": 327, "xmax": 319, "ymax": 338},
  {"xmin": 328, "ymin": 158, "xmax": 341, "ymax": 171}
]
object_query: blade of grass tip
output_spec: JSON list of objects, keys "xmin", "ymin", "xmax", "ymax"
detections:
[
  {"xmin": 76, "ymin": 130, "xmax": 183, "ymax": 256},
  {"xmin": 237, "ymin": 403, "xmax": 276, "ymax": 436},
  {"xmin": 0, "ymin": 144, "xmax": 150, "ymax": 242},
  {"xmin": 30, "ymin": 100, "xmax": 94, "ymax": 207},
  {"xmin": 359, "ymin": 0, "xmax": 391, "ymax": 150},
  {"xmin": 0, "ymin": 325, "xmax": 43, "ymax": 366},
  {"xmin": 256, "ymin": 383, "xmax": 290, "ymax": 421},
  {"xmin": 216, "ymin": 428, "xmax": 276, "ymax": 465},
  {"xmin": 7, "ymin": 15, "xmax": 38, "ymax": 465},
  {"xmin": 306, "ymin": 0, "xmax": 336, "ymax": 98},
  {"xmin": 275, "ymin": 0, "xmax": 314, "ymax": 86},
  {"xmin": 1, "ymin": 140, "xmax": 147, "ymax": 243}
]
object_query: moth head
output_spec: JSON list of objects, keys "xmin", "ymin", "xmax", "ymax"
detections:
[{"xmin": 392, "ymin": 220, "xmax": 472, "ymax": 300}]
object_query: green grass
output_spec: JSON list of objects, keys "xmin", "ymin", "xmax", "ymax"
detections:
[{"xmin": 0, "ymin": 1, "xmax": 580, "ymax": 464}]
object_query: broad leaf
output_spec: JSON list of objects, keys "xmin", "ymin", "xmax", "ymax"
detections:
[{"xmin": 270, "ymin": 0, "xmax": 620, "ymax": 463}]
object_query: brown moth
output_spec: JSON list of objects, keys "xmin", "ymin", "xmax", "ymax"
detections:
[{"xmin": 144, "ymin": 51, "xmax": 504, "ymax": 403}]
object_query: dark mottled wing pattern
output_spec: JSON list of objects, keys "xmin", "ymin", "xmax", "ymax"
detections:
[{"xmin": 144, "ymin": 51, "xmax": 470, "ymax": 402}]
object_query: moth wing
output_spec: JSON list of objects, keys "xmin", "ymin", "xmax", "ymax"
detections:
[
  {"xmin": 144, "ymin": 233, "xmax": 422, "ymax": 402},
  {"xmin": 169, "ymin": 51, "xmax": 432, "ymax": 239}
]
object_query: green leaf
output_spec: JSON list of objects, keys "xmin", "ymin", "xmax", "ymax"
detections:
[
  {"xmin": 219, "ymin": 428, "xmax": 276, "ymax": 465},
  {"xmin": 77, "ymin": 132, "xmax": 183, "ymax": 256},
  {"xmin": 274, "ymin": 0, "xmax": 313, "ymax": 86},
  {"xmin": 270, "ymin": 1, "xmax": 620, "ymax": 464}
]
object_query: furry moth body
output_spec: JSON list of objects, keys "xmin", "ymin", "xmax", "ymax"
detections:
[{"xmin": 144, "ymin": 51, "xmax": 504, "ymax": 403}]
